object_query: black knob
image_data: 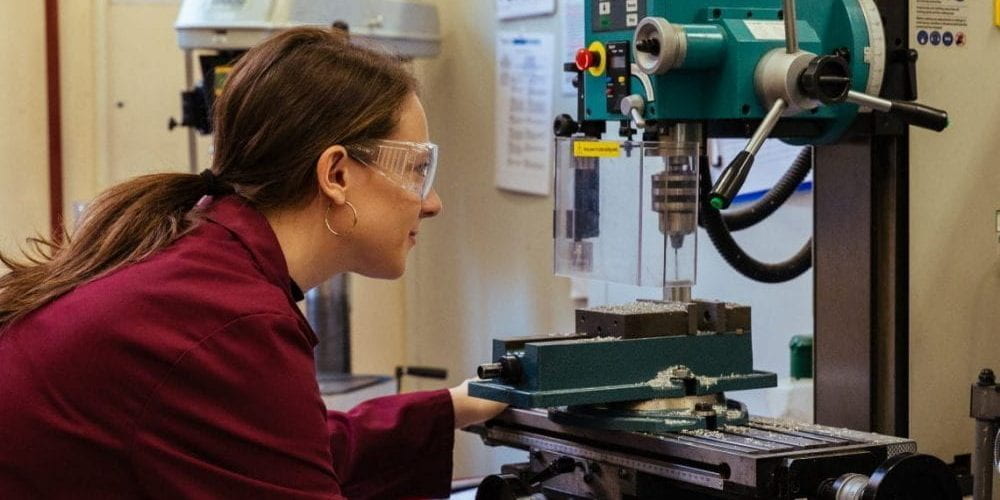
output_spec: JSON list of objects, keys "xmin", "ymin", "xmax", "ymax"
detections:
[
  {"xmin": 799, "ymin": 55, "xmax": 852, "ymax": 104},
  {"xmin": 331, "ymin": 20, "xmax": 350, "ymax": 33},
  {"xmin": 635, "ymin": 38, "xmax": 661, "ymax": 55},
  {"xmin": 168, "ymin": 117, "xmax": 179, "ymax": 131},
  {"xmin": 476, "ymin": 474, "xmax": 533, "ymax": 500},
  {"xmin": 979, "ymin": 368, "xmax": 996, "ymax": 386},
  {"xmin": 476, "ymin": 355, "xmax": 523, "ymax": 384},
  {"xmin": 478, "ymin": 363, "xmax": 503, "ymax": 380},
  {"xmin": 553, "ymin": 114, "xmax": 579, "ymax": 137}
]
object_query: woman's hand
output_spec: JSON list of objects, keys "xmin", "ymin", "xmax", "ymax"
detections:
[{"xmin": 449, "ymin": 378, "xmax": 509, "ymax": 429}]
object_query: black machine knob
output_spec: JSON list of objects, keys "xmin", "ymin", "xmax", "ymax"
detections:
[
  {"xmin": 475, "ymin": 474, "xmax": 536, "ymax": 500},
  {"xmin": 478, "ymin": 363, "xmax": 503, "ymax": 380},
  {"xmin": 799, "ymin": 55, "xmax": 852, "ymax": 104},
  {"xmin": 553, "ymin": 114, "xmax": 579, "ymax": 137},
  {"xmin": 634, "ymin": 37, "xmax": 661, "ymax": 55},
  {"xmin": 978, "ymin": 368, "xmax": 996, "ymax": 386},
  {"xmin": 816, "ymin": 453, "xmax": 961, "ymax": 500},
  {"xmin": 477, "ymin": 355, "xmax": 524, "ymax": 384}
]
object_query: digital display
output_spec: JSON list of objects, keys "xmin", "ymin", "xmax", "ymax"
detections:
[{"xmin": 612, "ymin": 55, "xmax": 627, "ymax": 68}]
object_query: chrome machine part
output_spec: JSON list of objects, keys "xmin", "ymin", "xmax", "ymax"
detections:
[
  {"xmin": 782, "ymin": 0, "xmax": 798, "ymax": 54},
  {"xmin": 823, "ymin": 473, "xmax": 868, "ymax": 500},
  {"xmin": 619, "ymin": 94, "xmax": 646, "ymax": 129},
  {"xmin": 649, "ymin": 123, "xmax": 701, "ymax": 299},
  {"xmin": 845, "ymin": 90, "xmax": 891, "ymax": 112},
  {"xmin": 754, "ymin": 48, "xmax": 820, "ymax": 113},
  {"xmin": 632, "ymin": 17, "xmax": 686, "ymax": 75},
  {"xmin": 817, "ymin": 453, "xmax": 962, "ymax": 500}
]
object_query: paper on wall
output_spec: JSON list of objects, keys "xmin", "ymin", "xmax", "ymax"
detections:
[
  {"xmin": 495, "ymin": 33, "xmax": 555, "ymax": 196},
  {"xmin": 497, "ymin": 0, "xmax": 557, "ymax": 21}
]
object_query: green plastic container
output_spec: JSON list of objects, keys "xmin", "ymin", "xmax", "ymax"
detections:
[{"xmin": 789, "ymin": 335, "xmax": 813, "ymax": 379}]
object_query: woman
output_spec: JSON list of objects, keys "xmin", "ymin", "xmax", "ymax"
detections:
[{"xmin": 0, "ymin": 27, "xmax": 505, "ymax": 499}]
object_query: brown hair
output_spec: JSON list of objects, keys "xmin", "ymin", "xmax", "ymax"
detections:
[{"xmin": 0, "ymin": 27, "xmax": 416, "ymax": 327}]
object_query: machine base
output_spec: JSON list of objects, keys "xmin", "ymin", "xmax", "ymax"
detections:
[{"xmin": 468, "ymin": 408, "xmax": 959, "ymax": 499}]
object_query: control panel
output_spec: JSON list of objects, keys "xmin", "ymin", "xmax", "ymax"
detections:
[
  {"xmin": 604, "ymin": 41, "xmax": 631, "ymax": 114},
  {"xmin": 592, "ymin": 0, "xmax": 647, "ymax": 32}
]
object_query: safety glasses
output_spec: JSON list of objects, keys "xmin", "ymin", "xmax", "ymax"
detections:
[{"xmin": 345, "ymin": 139, "xmax": 439, "ymax": 200}]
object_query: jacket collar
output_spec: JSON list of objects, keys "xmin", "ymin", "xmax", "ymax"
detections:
[{"xmin": 203, "ymin": 196, "xmax": 305, "ymax": 302}]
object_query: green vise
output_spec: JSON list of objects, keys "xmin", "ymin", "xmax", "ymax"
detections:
[{"xmin": 470, "ymin": 301, "xmax": 777, "ymax": 408}]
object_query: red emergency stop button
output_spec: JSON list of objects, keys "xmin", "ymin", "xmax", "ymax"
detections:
[{"xmin": 575, "ymin": 48, "xmax": 601, "ymax": 71}]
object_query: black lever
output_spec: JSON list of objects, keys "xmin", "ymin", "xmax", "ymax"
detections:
[
  {"xmin": 528, "ymin": 456, "xmax": 578, "ymax": 485},
  {"xmin": 845, "ymin": 91, "xmax": 949, "ymax": 132},
  {"xmin": 709, "ymin": 98, "xmax": 787, "ymax": 209}
]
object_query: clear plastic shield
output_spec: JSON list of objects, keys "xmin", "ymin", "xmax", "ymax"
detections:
[{"xmin": 554, "ymin": 137, "xmax": 698, "ymax": 288}]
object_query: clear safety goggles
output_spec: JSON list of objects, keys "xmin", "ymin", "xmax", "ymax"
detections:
[{"xmin": 346, "ymin": 139, "xmax": 439, "ymax": 200}]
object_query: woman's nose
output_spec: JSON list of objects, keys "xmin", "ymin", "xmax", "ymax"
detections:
[{"xmin": 420, "ymin": 189, "xmax": 442, "ymax": 218}]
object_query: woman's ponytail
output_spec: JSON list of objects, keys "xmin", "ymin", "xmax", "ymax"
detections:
[{"xmin": 0, "ymin": 173, "xmax": 212, "ymax": 327}]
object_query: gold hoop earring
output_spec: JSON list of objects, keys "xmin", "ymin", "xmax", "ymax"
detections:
[{"xmin": 324, "ymin": 201, "xmax": 358, "ymax": 237}]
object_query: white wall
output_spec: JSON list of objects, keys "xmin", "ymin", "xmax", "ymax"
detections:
[
  {"xmin": 909, "ymin": 1, "xmax": 1000, "ymax": 461},
  {"xmin": 0, "ymin": 2, "xmax": 49, "ymax": 256}
]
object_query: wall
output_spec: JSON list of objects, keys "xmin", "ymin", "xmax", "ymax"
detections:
[
  {"xmin": 909, "ymin": 1, "xmax": 1000, "ymax": 461},
  {"xmin": 0, "ymin": 2, "xmax": 49, "ymax": 256}
]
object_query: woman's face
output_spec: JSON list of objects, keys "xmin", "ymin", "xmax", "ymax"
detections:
[{"xmin": 345, "ymin": 94, "xmax": 442, "ymax": 279}]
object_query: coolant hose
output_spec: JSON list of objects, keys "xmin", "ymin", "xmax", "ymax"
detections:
[
  {"xmin": 698, "ymin": 157, "xmax": 812, "ymax": 283},
  {"xmin": 718, "ymin": 147, "xmax": 813, "ymax": 231}
]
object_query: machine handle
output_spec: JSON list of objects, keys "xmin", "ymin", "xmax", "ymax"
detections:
[
  {"xmin": 398, "ymin": 366, "xmax": 448, "ymax": 379},
  {"xmin": 888, "ymin": 101, "xmax": 949, "ymax": 132},
  {"xmin": 709, "ymin": 98, "xmax": 787, "ymax": 209},
  {"xmin": 783, "ymin": 0, "xmax": 798, "ymax": 54},
  {"xmin": 845, "ymin": 90, "xmax": 949, "ymax": 132}
]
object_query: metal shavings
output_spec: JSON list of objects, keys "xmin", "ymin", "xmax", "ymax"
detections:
[
  {"xmin": 584, "ymin": 301, "xmax": 688, "ymax": 315},
  {"xmin": 681, "ymin": 429, "xmax": 726, "ymax": 439},
  {"xmin": 646, "ymin": 365, "xmax": 684, "ymax": 388}
]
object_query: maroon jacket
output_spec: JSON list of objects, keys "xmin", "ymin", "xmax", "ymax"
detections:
[{"xmin": 0, "ymin": 196, "xmax": 454, "ymax": 499}]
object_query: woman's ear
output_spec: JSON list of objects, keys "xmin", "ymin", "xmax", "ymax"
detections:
[{"xmin": 316, "ymin": 145, "xmax": 350, "ymax": 205}]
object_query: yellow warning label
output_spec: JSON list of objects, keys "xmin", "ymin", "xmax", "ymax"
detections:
[{"xmin": 573, "ymin": 141, "xmax": 621, "ymax": 158}]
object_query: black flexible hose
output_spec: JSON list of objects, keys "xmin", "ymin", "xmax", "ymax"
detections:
[
  {"xmin": 698, "ymin": 156, "xmax": 812, "ymax": 283},
  {"xmin": 717, "ymin": 147, "xmax": 813, "ymax": 231}
]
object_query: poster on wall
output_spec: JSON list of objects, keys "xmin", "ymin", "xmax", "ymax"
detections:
[
  {"xmin": 913, "ymin": 0, "xmax": 969, "ymax": 48},
  {"xmin": 497, "ymin": 0, "xmax": 557, "ymax": 21},
  {"xmin": 495, "ymin": 33, "xmax": 555, "ymax": 196}
]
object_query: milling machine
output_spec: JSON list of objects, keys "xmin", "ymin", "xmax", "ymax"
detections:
[{"xmin": 467, "ymin": 1, "xmax": 964, "ymax": 498}]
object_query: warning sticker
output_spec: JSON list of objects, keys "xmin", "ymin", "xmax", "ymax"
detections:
[
  {"xmin": 743, "ymin": 20, "xmax": 786, "ymax": 41},
  {"xmin": 914, "ymin": 0, "xmax": 969, "ymax": 48},
  {"xmin": 573, "ymin": 141, "xmax": 621, "ymax": 158}
]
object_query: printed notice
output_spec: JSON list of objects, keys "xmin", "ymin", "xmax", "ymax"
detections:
[
  {"xmin": 495, "ymin": 33, "xmax": 555, "ymax": 196},
  {"xmin": 497, "ymin": 0, "xmax": 556, "ymax": 21},
  {"xmin": 914, "ymin": 0, "xmax": 969, "ymax": 48}
]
